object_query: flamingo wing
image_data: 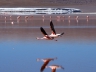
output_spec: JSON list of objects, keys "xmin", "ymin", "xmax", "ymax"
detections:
[
  {"xmin": 40, "ymin": 27, "xmax": 48, "ymax": 36},
  {"xmin": 40, "ymin": 27, "xmax": 54, "ymax": 39},
  {"xmin": 40, "ymin": 60, "xmax": 50, "ymax": 72},
  {"xmin": 50, "ymin": 21, "xmax": 56, "ymax": 35}
]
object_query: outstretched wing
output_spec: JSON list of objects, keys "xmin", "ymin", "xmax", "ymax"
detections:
[
  {"xmin": 40, "ymin": 27, "xmax": 52, "ymax": 39},
  {"xmin": 40, "ymin": 27, "xmax": 48, "ymax": 36},
  {"xmin": 50, "ymin": 21, "xmax": 56, "ymax": 35},
  {"xmin": 41, "ymin": 61, "xmax": 50, "ymax": 72}
]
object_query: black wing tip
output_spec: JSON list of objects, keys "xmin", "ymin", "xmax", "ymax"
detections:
[
  {"xmin": 50, "ymin": 21, "xmax": 53, "ymax": 25},
  {"xmin": 40, "ymin": 70, "xmax": 43, "ymax": 72},
  {"xmin": 40, "ymin": 27, "xmax": 43, "ymax": 29},
  {"xmin": 50, "ymin": 20, "xmax": 52, "ymax": 22},
  {"xmin": 40, "ymin": 68, "xmax": 42, "ymax": 70},
  {"xmin": 40, "ymin": 27, "xmax": 45, "ymax": 31},
  {"xmin": 61, "ymin": 32, "xmax": 64, "ymax": 35},
  {"xmin": 40, "ymin": 27, "xmax": 48, "ymax": 35},
  {"xmin": 50, "ymin": 21, "xmax": 53, "ymax": 24}
]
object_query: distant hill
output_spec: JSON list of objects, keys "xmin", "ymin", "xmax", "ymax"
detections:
[{"xmin": 0, "ymin": 0, "xmax": 96, "ymax": 7}]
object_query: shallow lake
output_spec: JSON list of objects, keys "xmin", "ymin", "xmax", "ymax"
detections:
[{"xmin": 0, "ymin": 15, "xmax": 96, "ymax": 72}]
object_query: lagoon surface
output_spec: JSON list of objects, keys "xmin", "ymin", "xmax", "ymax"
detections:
[{"xmin": 0, "ymin": 15, "xmax": 96, "ymax": 72}]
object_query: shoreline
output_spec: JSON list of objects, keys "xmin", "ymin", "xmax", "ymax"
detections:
[{"xmin": 0, "ymin": 5, "xmax": 96, "ymax": 13}]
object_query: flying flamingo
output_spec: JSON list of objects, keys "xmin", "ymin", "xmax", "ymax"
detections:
[
  {"xmin": 46, "ymin": 65, "xmax": 64, "ymax": 72},
  {"xmin": 36, "ymin": 21, "xmax": 64, "ymax": 41},
  {"xmin": 36, "ymin": 27, "xmax": 55, "ymax": 40},
  {"xmin": 37, "ymin": 57, "xmax": 57, "ymax": 72}
]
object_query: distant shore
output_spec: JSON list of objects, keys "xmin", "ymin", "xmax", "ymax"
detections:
[
  {"xmin": 0, "ymin": 0, "xmax": 96, "ymax": 13},
  {"xmin": 0, "ymin": 5, "xmax": 96, "ymax": 13}
]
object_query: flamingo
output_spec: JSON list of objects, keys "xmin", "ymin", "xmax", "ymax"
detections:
[
  {"xmin": 25, "ymin": 16, "xmax": 28, "ymax": 20},
  {"xmin": 11, "ymin": 21, "xmax": 14, "ymax": 24},
  {"xmin": 57, "ymin": 16, "xmax": 61, "ymax": 19},
  {"xmin": 68, "ymin": 16, "xmax": 71, "ymax": 19},
  {"xmin": 36, "ymin": 27, "xmax": 54, "ymax": 40},
  {"xmin": 49, "ymin": 21, "xmax": 64, "ymax": 38},
  {"xmin": 76, "ymin": 16, "xmax": 79, "ymax": 20},
  {"xmin": 17, "ymin": 16, "xmax": 21, "ymax": 20},
  {"xmin": 37, "ymin": 57, "xmax": 57, "ymax": 72},
  {"xmin": 46, "ymin": 65, "xmax": 64, "ymax": 72},
  {"xmin": 50, "ymin": 16, "xmax": 52, "ymax": 19},
  {"xmin": 5, "ymin": 17, "xmax": 7, "ymax": 20},
  {"xmin": 36, "ymin": 21, "xmax": 64, "ymax": 41},
  {"xmin": 10, "ymin": 15, "xmax": 12, "ymax": 20}
]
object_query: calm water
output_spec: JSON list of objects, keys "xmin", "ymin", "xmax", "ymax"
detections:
[{"xmin": 0, "ymin": 15, "xmax": 96, "ymax": 72}]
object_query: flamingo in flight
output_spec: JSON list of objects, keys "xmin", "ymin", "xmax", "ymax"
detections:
[
  {"xmin": 49, "ymin": 21, "xmax": 64, "ymax": 38},
  {"xmin": 36, "ymin": 21, "xmax": 64, "ymax": 41},
  {"xmin": 36, "ymin": 27, "xmax": 56, "ymax": 41},
  {"xmin": 46, "ymin": 65, "xmax": 64, "ymax": 72},
  {"xmin": 37, "ymin": 57, "xmax": 57, "ymax": 72}
]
